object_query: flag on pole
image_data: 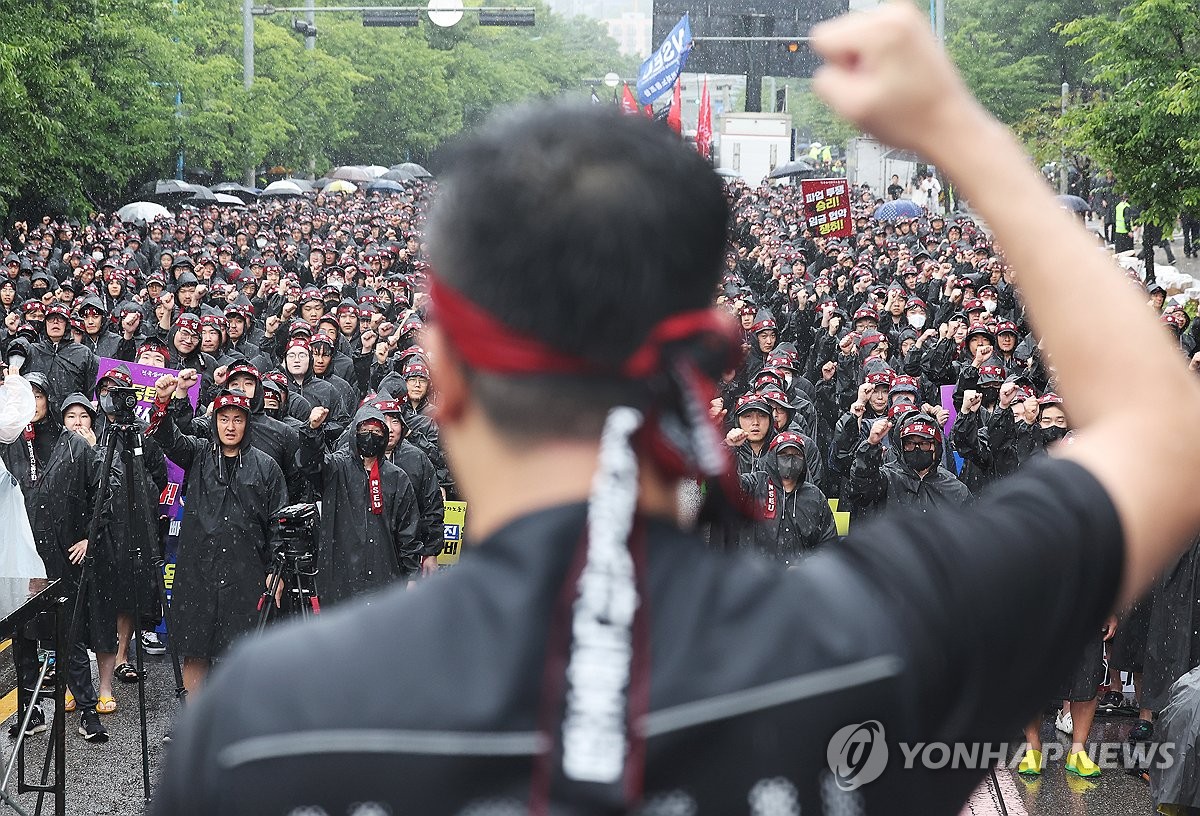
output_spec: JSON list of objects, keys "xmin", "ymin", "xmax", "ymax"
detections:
[
  {"xmin": 696, "ymin": 75, "xmax": 712, "ymax": 160},
  {"xmin": 666, "ymin": 77, "xmax": 682, "ymax": 135},
  {"xmin": 620, "ymin": 84, "xmax": 640, "ymax": 115}
]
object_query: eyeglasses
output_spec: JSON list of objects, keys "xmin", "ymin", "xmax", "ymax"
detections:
[{"xmin": 900, "ymin": 439, "xmax": 935, "ymax": 452}]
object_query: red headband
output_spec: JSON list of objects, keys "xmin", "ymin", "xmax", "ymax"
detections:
[{"xmin": 428, "ymin": 276, "xmax": 737, "ymax": 380}]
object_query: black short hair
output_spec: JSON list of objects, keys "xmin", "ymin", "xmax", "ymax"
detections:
[{"xmin": 429, "ymin": 102, "xmax": 728, "ymax": 441}]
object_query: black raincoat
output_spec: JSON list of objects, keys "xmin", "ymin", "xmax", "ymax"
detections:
[
  {"xmin": 299, "ymin": 406, "xmax": 421, "ymax": 606},
  {"xmin": 738, "ymin": 447, "xmax": 837, "ymax": 564},
  {"xmin": 151, "ymin": 410, "xmax": 287, "ymax": 660}
]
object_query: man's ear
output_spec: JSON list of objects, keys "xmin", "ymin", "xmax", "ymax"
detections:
[{"xmin": 424, "ymin": 325, "xmax": 466, "ymax": 424}]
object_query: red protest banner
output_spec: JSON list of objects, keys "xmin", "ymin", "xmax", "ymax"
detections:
[{"xmin": 800, "ymin": 178, "xmax": 852, "ymax": 238}]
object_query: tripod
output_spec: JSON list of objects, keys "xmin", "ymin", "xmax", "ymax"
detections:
[
  {"xmin": 76, "ymin": 420, "xmax": 186, "ymax": 804},
  {"xmin": 256, "ymin": 549, "xmax": 320, "ymax": 632}
]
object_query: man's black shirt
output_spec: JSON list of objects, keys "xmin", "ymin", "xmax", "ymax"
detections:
[{"xmin": 152, "ymin": 456, "xmax": 1123, "ymax": 815}]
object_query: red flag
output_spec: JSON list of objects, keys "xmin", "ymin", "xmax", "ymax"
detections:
[
  {"xmin": 666, "ymin": 78, "xmax": 682, "ymax": 135},
  {"xmin": 620, "ymin": 84, "xmax": 640, "ymax": 115},
  {"xmin": 696, "ymin": 76, "xmax": 712, "ymax": 160},
  {"xmin": 643, "ymin": 104, "xmax": 653, "ymax": 118}
]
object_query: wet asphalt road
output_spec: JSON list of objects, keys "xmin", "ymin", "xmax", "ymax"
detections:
[{"xmin": 0, "ymin": 649, "xmax": 179, "ymax": 816}]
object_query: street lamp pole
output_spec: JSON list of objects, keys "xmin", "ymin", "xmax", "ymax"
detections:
[
  {"xmin": 243, "ymin": 0, "xmax": 256, "ymax": 186},
  {"xmin": 1059, "ymin": 81, "xmax": 1069, "ymax": 195}
]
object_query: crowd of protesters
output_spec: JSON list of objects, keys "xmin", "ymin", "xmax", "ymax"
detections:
[{"xmin": 0, "ymin": 162, "xmax": 1197, "ymax": 782}]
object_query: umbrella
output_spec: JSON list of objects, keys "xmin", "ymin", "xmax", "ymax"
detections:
[
  {"xmin": 767, "ymin": 159, "xmax": 817, "ymax": 179},
  {"xmin": 873, "ymin": 199, "xmax": 925, "ymax": 220},
  {"xmin": 261, "ymin": 180, "xmax": 307, "ymax": 197},
  {"xmin": 213, "ymin": 193, "xmax": 248, "ymax": 206},
  {"xmin": 363, "ymin": 165, "xmax": 390, "ymax": 178},
  {"xmin": 714, "ymin": 167, "xmax": 740, "ymax": 178},
  {"xmin": 381, "ymin": 168, "xmax": 417, "ymax": 183},
  {"xmin": 390, "ymin": 162, "xmax": 432, "ymax": 179},
  {"xmin": 180, "ymin": 186, "xmax": 218, "ymax": 204},
  {"xmin": 365, "ymin": 179, "xmax": 406, "ymax": 195},
  {"xmin": 211, "ymin": 182, "xmax": 259, "ymax": 202},
  {"xmin": 283, "ymin": 177, "xmax": 315, "ymax": 192},
  {"xmin": 1056, "ymin": 194, "xmax": 1090, "ymax": 214},
  {"xmin": 117, "ymin": 201, "xmax": 172, "ymax": 223},
  {"xmin": 310, "ymin": 177, "xmax": 333, "ymax": 189},
  {"xmin": 325, "ymin": 179, "xmax": 358, "ymax": 194},
  {"xmin": 327, "ymin": 165, "xmax": 374, "ymax": 183}
]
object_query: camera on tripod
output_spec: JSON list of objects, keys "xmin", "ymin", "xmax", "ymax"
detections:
[
  {"xmin": 275, "ymin": 503, "xmax": 319, "ymax": 564},
  {"xmin": 102, "ymin": 385, "xmax": 141, "ymax": 424}
]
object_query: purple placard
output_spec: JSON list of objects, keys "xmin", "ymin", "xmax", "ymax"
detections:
[{"xmin": 939, "ymin": 384, "xmax": 964, "ymax": 475}]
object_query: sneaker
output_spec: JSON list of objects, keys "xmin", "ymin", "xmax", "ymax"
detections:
[
  {"xmin": 1017, "ymin": 748, "xmax": 1043, "ymax": 776},
  {"xmin": 1129, "ymin": 718, "xmax": 1154, "ymax": 743},
  {"xmin": 1055, "ymin": 710, "xmax": 1074, "ymax": 735},
  {"xmin": 140, "ymin": 631, "xmax": 167, "ymax": 655},
  {"xmin": 1066, "ymin": 749, "xmax": 1101, "ymax": 777},
  {"xmin": 8, "ymin": 705, "xmax": 47, "ymax": 738},
  {"xmin": 1099, "ymin": 690, "xmax": 1126, "ymax": 709},
  {"xmin": 78, "ymin": 710, "xmax": 108, "ymax": 743}
]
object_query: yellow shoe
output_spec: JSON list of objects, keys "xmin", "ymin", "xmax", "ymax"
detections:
[
  {"xmin": 1017, "ymin": 748, "xmax": 1043, "ymax": 776},
  {"xmin": 1066, "ymin": 750, "xmax": 1101, "ymax": 777},
  {"xmin": 63, "ymin": 692, "xmax": 75, "ymax": 713},
  {"xmin": 96, "ymin": 696, "xmax": 117, "ymax": 715}
]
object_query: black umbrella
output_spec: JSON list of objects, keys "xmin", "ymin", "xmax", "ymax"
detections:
[
  {"xmin": 211, "ymin": 182, "xmax": 260, "ymax": 202},
  {"xmin": 381, "ymin": 168, "xmax": 417, "ymax": 183},
  {"xmin": 366, "ymin": 179, "xmax": 406, "ymax": 195},
  {"xmin": 767, "ymin": 159, "xmax": 819, "ymax": 180},
  {"xmin": 1056, "ymin": 194, "xmax": 1090, "ymax": 214},
  {"xmin": 180, "ymin": 186, "xmax": 218, "ymax": 205}
]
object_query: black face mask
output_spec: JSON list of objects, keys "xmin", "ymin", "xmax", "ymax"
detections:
[
  {"xmin": 980, "ymin": 387, "xmax": 999, "ymax": 406},
  {"xmin": 356, "ymin": 431, "xmax": 386, "ymax": 458},
  {"xmin": 1040, "ymin": 425, "xmax": 1069, "ymax": 446},
  {"xmin": 902, "ymin": 447, "xmax": 937, "ymax": 473},
  {"xmin": 777, "ymin": 453, "xmax": 805, "ymax": 481}
]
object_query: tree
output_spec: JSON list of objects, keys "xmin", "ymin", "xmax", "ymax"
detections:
[
  {"xmin": 0, "ymin": 0, "xmax": 177, "ymax": 216},
  {"xmin": 1060, "ymin": 0, "xmax": 1200, "ymax": 229}
]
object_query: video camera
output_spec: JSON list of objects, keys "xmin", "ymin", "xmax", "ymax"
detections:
[
  {"xmin": 275, "ymin": 503, "xmax": 320, "ymax": 563},
  {"xmin": 102, "ymin": 385, "xmax": 140, "ymax": 425}
]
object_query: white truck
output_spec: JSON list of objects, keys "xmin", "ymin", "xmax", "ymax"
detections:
[
  {"xmin": 845, "ymin": 136, "xmax": 920, "ymax": 197},
  {"xmin": 715, "ymin": 113, "xmax": 793, "ymax": 184}
]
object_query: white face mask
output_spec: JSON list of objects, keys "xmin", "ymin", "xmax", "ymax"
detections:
[
  {"xmin": 256, "ymin": 237, "xmax": 268, "ymax": 249},
  {"xmin": 91, "ymin": 251, "xmax": 104, "ymax": 261},
  {"xmin": 908, "ymin": 312, "xmax": 927, "ymax": 330},
  {"xmin": 982, "ymin": 299, "xmax": 998, "ymax": 313}
]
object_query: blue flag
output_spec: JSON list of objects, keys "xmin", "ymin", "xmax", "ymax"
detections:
[{"xmin": 636, "ymin": 14, "xmax": 691, "ymax": 106}]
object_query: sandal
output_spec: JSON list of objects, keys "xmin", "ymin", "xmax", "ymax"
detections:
[
  {"xmin": 114, "ymin": 663, "xmax": 140, "ymax": 684},
  {"xmin": 96, "ymin": 696, "xmax": 117, "ymax": 715},
  {"xmin": 64, "ymin": 692, "xmax": 75, "ymax": 712}
]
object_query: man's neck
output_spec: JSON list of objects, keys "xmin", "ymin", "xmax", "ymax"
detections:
[
  {"xmin": 749, "ymin": 439, "xmax": 766, "ymax": 455},
  {"xmin": 221, "ymin": 445, "xmax": 240, "ymax": 457},
  {"xmin": 781, "ymin": 477, "xmax": 798, "ymax": 493}
]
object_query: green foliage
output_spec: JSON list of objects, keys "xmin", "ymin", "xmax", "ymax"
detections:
[
  {"xmin": 0, "ymin": 0, "xmax": 177, "ymax": 216},
  {"xmin": 1060, "ymin": 0, "xmax": 1200, "ymax": 225},
  {"xmin": 0, "ymin": 0, "xmax": 625, "ymax": 218},
  {"xmin": 947, "ymin": 21, "xmax": 1050, "ymax": 126}
]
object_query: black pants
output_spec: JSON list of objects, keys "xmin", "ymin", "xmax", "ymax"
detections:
[
  {"xmin": 14, "ymin": 638, "xmax": 98, "ymax": 713},
  {"xmin": 1115, "ymin": 232, "xmax": 1134, "ymax": 252},
  {"xmin": 1183, "ymin": 216, "xmax": 1199, "ymax": 256}
]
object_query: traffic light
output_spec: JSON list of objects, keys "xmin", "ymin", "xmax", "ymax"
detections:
[
  {"xmin": 363, "ymin": 9, "xmax": 419, "ymax": 26},
  {"xmin": 292, "ymin": 19, "xmax": 318, "ymax": 36},
  {"xmin": 783, "ymin": 40, "xmax": 802, "ymax": 53},
  {"xmin": 478, "ymin": 8, "xmax": 535, "ymax": 25}
]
